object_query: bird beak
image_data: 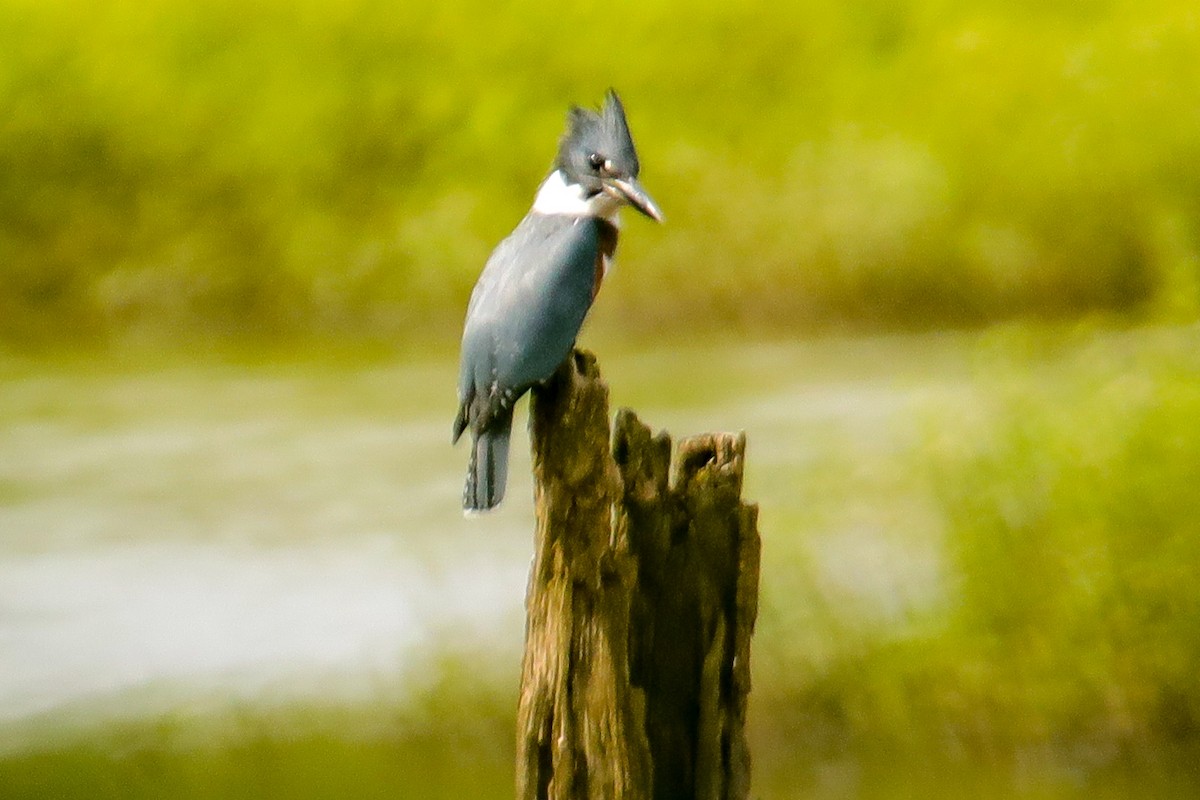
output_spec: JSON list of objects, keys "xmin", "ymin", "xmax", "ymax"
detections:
[{"xmin": 604, "ymin": 177, "xmax": 664, "ymax": 223}]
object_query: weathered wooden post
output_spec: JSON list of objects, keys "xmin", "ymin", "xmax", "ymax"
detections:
[{"xmin": 516, "ymin": 350, "xmax": 761, "ymax": 800}]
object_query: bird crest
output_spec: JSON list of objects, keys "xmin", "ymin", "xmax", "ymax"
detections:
[{"xmin": 555, "ymin": 89, "xmax": 641, "ymax": 181}]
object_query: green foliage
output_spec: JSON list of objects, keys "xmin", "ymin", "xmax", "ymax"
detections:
[
  {"xmin": 774, "ymin": 326, "xmax": 1200, "ymax": 769},
  {"xmin": 0, "ymin": 702, "xmax": 514, "ymax": 800},
  {"xmin": 3, "ymin": 0, "xmax": 1200, "ymax": 344},
  {"xmin": 933, "ymin": 331, "xmax": 1200, "ymax": 754}
]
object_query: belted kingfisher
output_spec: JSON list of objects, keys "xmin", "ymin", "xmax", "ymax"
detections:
[{"xmin": 452, "ymin": 89, "xmax": 663, "ymax": 513}]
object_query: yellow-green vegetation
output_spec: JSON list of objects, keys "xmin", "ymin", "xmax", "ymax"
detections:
[
  {"xmin": 754, "ymin": 325, "xmax": 1200, "ymax": 781},
  {"xmin": 0, "ymin": 698, "xmax": 516, "ymax": 800},
  {"xmin": 4, "ymin": 0, "xmax": 1200, "ymax": 344}
]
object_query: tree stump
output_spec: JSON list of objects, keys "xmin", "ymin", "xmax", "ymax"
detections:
[{"xmin": 516, "ymin": 350, "xmax": 761, "ymax": 800}]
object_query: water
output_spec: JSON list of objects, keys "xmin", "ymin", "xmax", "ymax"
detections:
[
  {"xmin": 0, "ymin": 355, "xmax": 540, "ymax": 750},
  {"xmin": 0, "ymin": 538, "xmax": 527, "ymax": 731},
  {"xmin": 0, "ymin": 340, "xmax": 940, "ymax": 731}
]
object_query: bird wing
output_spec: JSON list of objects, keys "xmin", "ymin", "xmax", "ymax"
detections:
[{"xmin": 456, "ymin": 214, "xmax": 609, "ymax": 433}]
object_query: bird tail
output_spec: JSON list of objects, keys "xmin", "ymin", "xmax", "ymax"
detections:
[{"xmin": 464, "ymin": 422, "xmax": 512, "ymax": 514}]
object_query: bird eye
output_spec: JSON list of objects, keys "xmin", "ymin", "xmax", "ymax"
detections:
[{"xmin": 587, "ymin": 152, "xmax": 605, "ymax": 171}]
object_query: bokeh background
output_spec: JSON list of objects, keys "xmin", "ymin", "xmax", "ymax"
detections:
[{"xmin": 2, "ymin": 0, "xmax": 1199, "ymax": 797}]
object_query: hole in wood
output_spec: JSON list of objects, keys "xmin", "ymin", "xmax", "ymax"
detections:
[
  {"xmin": 681, "ymin": 446, "xmax": 718, "ymax": 476},
  {"xmin": 613, "ymin": 432, "xmax": 629, "ymax": 467}
]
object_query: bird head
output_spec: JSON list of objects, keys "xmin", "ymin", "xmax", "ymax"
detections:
[{"xmin": 554, "ymin": 90, "xmax": 663, "ymax": 223}]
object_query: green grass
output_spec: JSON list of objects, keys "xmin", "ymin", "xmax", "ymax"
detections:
[
  {"xmin": 3, "ymin": 0, "xmax": 1200, "ymax": 344},
  {"xmin": 0, "ymin": 699, "xmax": 516, "ymax": 800},
  {"xmin": 751, "ymin": 323, "xmax": 1200, "ymax": 777}
]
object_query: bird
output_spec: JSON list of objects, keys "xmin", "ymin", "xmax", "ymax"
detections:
[{"xmin": 452, "ymin": 89, "xmax": 663, "ymax": 513}]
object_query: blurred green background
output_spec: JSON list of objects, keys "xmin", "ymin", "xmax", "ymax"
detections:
[
  {"xmin": 6, "ymin": 0, "xmax": 1200, "ymax": 345},
  {"xmin": 3, "ymin": 0, "xmax": 1200, "ymax": 798}
]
